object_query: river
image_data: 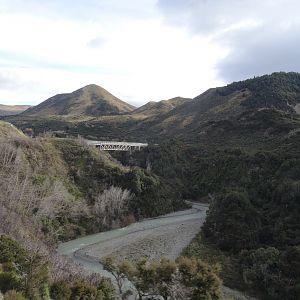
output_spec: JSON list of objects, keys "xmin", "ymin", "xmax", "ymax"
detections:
[
  {"xmin": 57, "ymin": 203, "xmax": 208, "ymax": 277},
  {"xmin": 57, "ymin": 203, "xmax": 257, "ymax": 300}
]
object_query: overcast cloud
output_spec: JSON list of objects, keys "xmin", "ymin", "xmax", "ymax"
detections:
[
  {"xmin": 157, "ymin": 0, "xmax": 300, "ymax": 81},
  {"xmin": 0, "ymin": 1, "xmax": 299, "ymax": 105}
]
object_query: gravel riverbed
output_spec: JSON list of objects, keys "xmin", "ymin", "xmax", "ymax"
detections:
[{"xmin": 78, "ymin": 218, "xmax": 205, "ymax": 262}]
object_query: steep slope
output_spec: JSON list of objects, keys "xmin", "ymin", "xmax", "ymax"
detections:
[
  {"xmin": 23, "ymin": 84, "xmax": 135, "ymax": 117},
  {"xmin": 132, "ymin": 97, "xmax": 191, "ymax": 116},
  {"xmin": 0, "ymin": 104, "xmax": 31, "ymax": 116},
  {"xmin": 0, "ymin": 120, "xmax": 26, "ymax": 137},
  {"xmin": 134, "ymin": 72, "xmax": 300, "ymax": 138}
]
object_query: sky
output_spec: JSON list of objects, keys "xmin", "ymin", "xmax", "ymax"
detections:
[{"xmin": 0, "ymin": 0, "xmax": 299, "ymax": 107}]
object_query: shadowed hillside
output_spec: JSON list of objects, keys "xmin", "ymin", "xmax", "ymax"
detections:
[
  {"xmin": 6, "ymin": 72, "xmax": 300, "ymax": 142},
  {"xmin": 136, "ymin": 72, "xmax": 300, "ymax": 138}
]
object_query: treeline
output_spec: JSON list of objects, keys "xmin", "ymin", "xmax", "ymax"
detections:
[
  {"xmin": 124, "ymin": 133, "xmax": 300, "ymax": 298},
  {"xmin": 219, "ymin": 72, "xmax": 300, "ymax": 112},
  {"xmin": 201, "ymin": 150, "xmax": 300, "ymax": 299}
]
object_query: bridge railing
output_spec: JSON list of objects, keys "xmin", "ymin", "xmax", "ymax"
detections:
[{"xmin": 87, "ymin": 140, "xmax": 148, "ymax": 151}]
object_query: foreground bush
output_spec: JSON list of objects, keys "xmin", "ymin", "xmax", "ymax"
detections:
[{"xmin": 101, "ymin": 256, "xmax": 222, "ymax": 300}]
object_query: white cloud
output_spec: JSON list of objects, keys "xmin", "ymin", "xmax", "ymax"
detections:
[
  {"xmin": 157, "ymin": 0, "xmax": 300, "ymax": 82},
  {"xmin": 0, "ymin": 2, "xmax": 226, "ymax": 106}
]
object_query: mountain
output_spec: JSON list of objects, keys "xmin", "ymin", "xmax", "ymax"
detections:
[
  {"xmin": 0, "ymin": 104, "xmax": 31, "ymax": 116},
  {"xmin": 4, "ymin": 72, "xmax": 300, "ymax": 142},
  {"xmin": 132, "ymin": 97, "xmax": 191, "ymax": 116},
  {"xmin": 22, "ymin": 84, "xmax": 135, "ymax": 117},
  {"xmin": 133, "ymin": 72, "xmax": 300, "ymax": 138}
]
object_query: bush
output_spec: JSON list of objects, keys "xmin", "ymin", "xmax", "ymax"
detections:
[
  {"xmin": 0, "ymin": 272, "xmax": 21, "ymax": 293},
  {"xmin": 50, "ymin": 281, "xmax": 72, "ymax": 300},
  {"xmin": 3, "ymin": 290, "xmax": 27, "ymax": 300}
]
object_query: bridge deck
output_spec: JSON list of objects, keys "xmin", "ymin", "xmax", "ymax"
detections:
[{"xmin": 87, "ymin": 141, "xmax": 148, "ymax": 151}]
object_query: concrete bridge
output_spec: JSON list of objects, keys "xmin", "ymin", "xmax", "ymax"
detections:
[{"xmin": 87, "ymin": 140, "xmax": 148, "ymax": 151}]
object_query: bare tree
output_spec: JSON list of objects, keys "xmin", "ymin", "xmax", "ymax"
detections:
[{"xmin": 94, "ymin": 186, "xmax": 132, "ymax": 228}]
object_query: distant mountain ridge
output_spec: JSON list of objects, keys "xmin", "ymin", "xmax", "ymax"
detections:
[
  {"xmin": 132, "ymin": 97, "xmax": 191, "ymax": 116},
  {"xmin": 22, "ymin": 84, "xmax": 135, "ymax": 117},
  {"xmin": 0, "ymin": 104, "xmax": 31, "ymax": 116},
  {"xmin": 4, "ymin": 72, "xmax": 300, "ymax": 142},
  {"xmin": 134, "ymin": 72, "xmax": 300, "ymax": 137}
]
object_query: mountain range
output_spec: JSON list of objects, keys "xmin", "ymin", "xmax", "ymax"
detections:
[
  {"xmin": 3, "ymin": 72, "xmax": 299, "ymax": 144},
  {"xmin": 0, "ymin": 104, "xmax": 31, "ymax": 116}
]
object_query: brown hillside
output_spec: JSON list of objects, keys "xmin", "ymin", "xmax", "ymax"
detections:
[
  {"xmin": 0, "ymin": 104, "xmax": 31, "ymax": 116},
  {"xmin": 132, "ymin": 97, "xmax": 191, "ymax": 116},
  {"xmin": 22, "ymin": 84, "xmax": 135, "ymax": 117}
]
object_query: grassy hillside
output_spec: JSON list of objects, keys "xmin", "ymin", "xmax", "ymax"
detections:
[
  {"xmin": 6, "ymin": 72, "xmax": 300, "ymax": 143},
  {"xmin": 0, "ymin": 120, "xmax": 26, "ymax": 137},
  {"xmin": 22, "ymin": 84, "xmax": 135, "ymax": 117},
  {"xmin": 132, "ymin": 97, "xmax": 191, "ymax": 117}
]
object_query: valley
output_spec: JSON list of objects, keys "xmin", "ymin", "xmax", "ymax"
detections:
[{"xmin": 1, "ymin": 72, "xmax": 300, "ymax": 299}]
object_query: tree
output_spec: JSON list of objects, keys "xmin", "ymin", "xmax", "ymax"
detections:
[
  {"xmin": 128, "ymin": 258, "xmax": 177, "ymax": 300},
  {"xmin": 0, "ymin": 235, "xmax": 49, "ymax": 299},
  {"xmin": 102, "ymin": 256, "xmax": 222, "ymax": 300},
  {"xmin": 177, "ymin": 257, "xmax": 221, "ymax": 300},
  {"xmin": 203, "ymin": 190, "xmax": 260, "ymax": 252},
  {"xmin": 101, "ymin": 256, "xmax": 133, "ymax": 299},
  {"xmin": 50, "ymin": 279, "xmax": 115, "ymax": 300},
  {"xmin": 240, "ymin": 247, "xmax": 282, "ymax": 299},
  {"xmin": 94, "ymin": 186, "xmax": 132, "ymax": 228},
  {"xmin": 50, "ymin": 281, "xmax": 72, "ymax": 300}
]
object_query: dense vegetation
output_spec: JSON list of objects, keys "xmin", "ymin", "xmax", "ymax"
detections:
[
  {"xmin": 0, "ymin": 123, "xmax": 186, "ymax": 299},
  {"xmin": 101, "ymin": 255, "xmax": 221, "ymax": 300},
  {"xmin": 118, "ymin": 102, "xmax": 300, "ymax": 298},
  {"xmin": 220, "ymin": 72, "xmax": 300, "ymax": 111},
  {"xmin": 2, "ymin": 72, "xmax": 300, "ymax": 299},
  {"xmin": 0, "ymin": 235, "xmax": 114, "ymax": 299}
]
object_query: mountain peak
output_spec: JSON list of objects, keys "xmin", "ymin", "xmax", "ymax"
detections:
[{"xmin": 22, "ymin": 85, "xmax": 135, "ymax": 117}]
